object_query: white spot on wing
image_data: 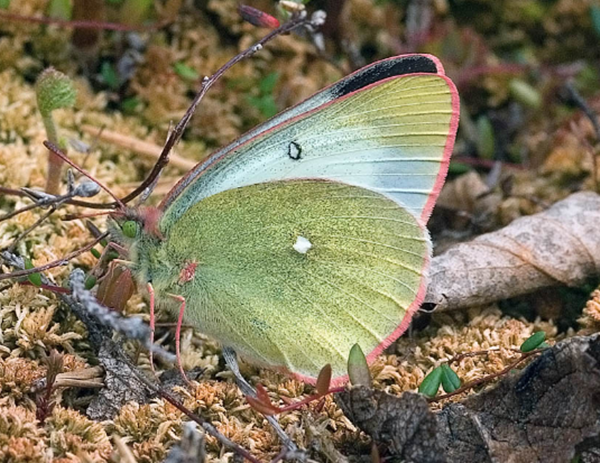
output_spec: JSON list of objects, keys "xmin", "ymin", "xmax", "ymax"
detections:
[{"xmin": 293, "ymin": 236, "xmax": 312, "ymax": 254}]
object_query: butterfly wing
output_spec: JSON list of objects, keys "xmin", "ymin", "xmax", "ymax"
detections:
[
  {"xmin": 159, "ymin": 54, "xmax": 459, "ymax": 232},
  {"xmin": 154, "ymin": 180, "xmax": 429, "ymax": 383}
]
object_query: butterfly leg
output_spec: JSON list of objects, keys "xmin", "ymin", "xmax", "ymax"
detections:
[
  {"xmin": 222, "ymin": 348, "xmax": 303, "ymax": 457},
  {"xmin": 168, "ymin": 293, "xmax": 192, "ymax": 386},
  {"xmin": 147, "ymin": 283, "xmax": 157, "ymax": 376}
]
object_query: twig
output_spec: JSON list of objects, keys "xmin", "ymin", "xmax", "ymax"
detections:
[
  {"xmin": 0, "ymin": 234, "xmax": 107, "ymax": 282},
  {"xmin": 68, "ymin": 269, "xmax": 174, "ymax": 363},
  {"xmin": 69, "ymin": 11, "xmax": 317, "ymax": 209},
  {"xmin": 223, "ymin": 348, "xmax": 306, "ymax": 460},
  {"xmin": 428, "ymin": 350, "xmax": 541, "ymax": 403},
  {"xmin": 7, "ymin": 205, "xmax": 57, "ymax": 252},
  {"xmin": 80, "ymin": 124, "xmax": 196, "ymax": 171},
  {"xmin": 0, "ymin": 10, "xmax": 172, "ymax": 32}
]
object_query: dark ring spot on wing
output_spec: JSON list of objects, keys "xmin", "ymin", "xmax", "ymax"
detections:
[{"xmin": 288, "ymin": 141, "xmax": 302, "ymax": 160}]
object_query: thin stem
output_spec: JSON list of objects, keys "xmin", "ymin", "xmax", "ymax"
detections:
[
  {"xmin": 0, "ymin": 233, "xmax": 108, "ymax": 282},
  {"xmin": 7, "ymin": 205, "xmax": 57, "ymax": 252},
  {"xmin": 69, "ymin": 13, "xmax": 313, "ymax": 209},
  {"xmin": 43, "ymin": 141, "xmax": 125, "ymax": 208},
  {"xmin": 0, "ymin": 10, "xmax": 172, "ymax": 32},
  {"xmin": 42, "ymin": 114, "xmax": 63, "ymax": 195}
]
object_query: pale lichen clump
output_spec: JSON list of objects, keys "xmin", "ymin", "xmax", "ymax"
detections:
[{"xmin": 370, "ymin": 306, "xmax": 557, "ymax": 404}]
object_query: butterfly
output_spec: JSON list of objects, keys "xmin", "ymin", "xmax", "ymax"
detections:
[{"xmin": 111, "ymin": 53, "xmax": 459, "ymax": 385}]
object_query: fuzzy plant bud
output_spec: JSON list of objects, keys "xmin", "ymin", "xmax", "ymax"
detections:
[
  {"xmin": 279, "ymin": 1, "xmax": 305, "ymax": 13},
  {"xmin": 73, "ymin": 181, "xmax": 101, "ymax": 198},
  {"xmin": 35, "ymin": 67, "xmax": 77, "ymax": 118},
  {"xmin": 238, "ymin": 5, "xmax": 280, "ymax": 29}
]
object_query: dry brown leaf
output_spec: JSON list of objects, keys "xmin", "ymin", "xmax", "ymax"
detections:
[{"xmin": 426, "ymin": 191, "xmax": 600, "ymax": 311}]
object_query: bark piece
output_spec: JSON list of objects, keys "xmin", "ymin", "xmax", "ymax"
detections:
[
  {"xmin": 426, "ymin": 191, "xmax": 600, "ymax": 311},
  {"xmin": 337, "ymin": 334, "xmax": 600, "ymax": 463}
]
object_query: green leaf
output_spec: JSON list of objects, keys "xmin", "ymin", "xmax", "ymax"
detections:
[
  {"xmin": 25, "ymin": 258, "xmax": 42, "ymax": 287},
  {"xmin": 419, "ymin": 366, "xmax": 442, "ymax": 397},
  {"xmin": 173, "ymin": 62, "xmax": 200, "ymax": 81},
  {"xmin": 100, "ymin": 61, "xmax": 120, "ymax": 90},
  {"xmin": 347, "ymin": 343, "xmax": 372, "ymax": 387},
  {"xmin": 91, "ymin": 248, "xmax": 102, "ymax": 259},
  {"xmin": 259, "ymin": 72, "xmax": 279, "ymax": 94},
  {"xmin": 520, "ymin": 331, "xmax": 546, "ymax": 352},
  {"xmin": 120, "ymin": 96, "xmax": 141, "ymax": 114},
  {"xmin": 0, "ymin": 0, "xmax": 10, "ymax": 9},
  {"xmin": 440, "ymin": 364, "xmax": 461, "ymax": 393},
  {"xmin": 448, "ymin": 161, "xmax": 470, "ymax": 175},
  {"xmin": 84, "ymin": 275, "xmax": 97, "ymax": 290},
  {"xmin": 509, "ymin": 79, "xmax": 541, "ymax": 109},
  {"xmin": 247, "ymin": 95, "xmax": 278, "ymax": 119},
  {"xmin": 47, "ymin": 0, "xmax": 72, "ymax": 20},
  {"xmin": 476, "ymin": 116, "xmax": 495, "ymax": 160}
]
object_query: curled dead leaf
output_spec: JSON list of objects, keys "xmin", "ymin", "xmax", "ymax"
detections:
[{"xmin": 426, "ymin": 192, "xmax": 600, "ymax": 311}]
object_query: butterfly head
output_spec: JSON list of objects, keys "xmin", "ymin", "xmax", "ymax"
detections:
[{"xmin": 108, "ymin": 206, "xmax": 165, "ymax": 245}]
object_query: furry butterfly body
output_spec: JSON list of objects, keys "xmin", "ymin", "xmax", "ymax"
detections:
[{"xmin": 114, "ymin": 54, "xmax": 459, "ymax": 384}]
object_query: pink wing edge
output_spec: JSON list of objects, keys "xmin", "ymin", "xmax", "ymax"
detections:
[
  {"xmin": 291, "ymin": 56, "xmax": 461, "ymax": 387},
  {"xmin": 159, "ymin": 53, "xmax": 454, "ymax": 212}
]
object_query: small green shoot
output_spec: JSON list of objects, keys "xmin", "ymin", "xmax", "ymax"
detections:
[
  {"xmin": 84, "ymin": 275, "xmax": 97, "ymax": 290},
  {"xmin": 35, "ymin": 67, "xmax": 77, "ymax": 194},
  {"xmin": 440, "ymin": 364, "xmax": 461, "ymax": 393},
  {"xmin": 91, "ymin": 248, "xmax": 102, "ymax": 259},
  {"xmin": 347, "ymin": 343, "xmax": 372, "ymax": 387},
  {"xmin": 0, "ymin": 0, "xmax": 11, "ymax": 9},
  {"xmin": 418, "ymin": 366, "xmax": 442, "ymax": 397},
  {"xmin": 520, "ymin": 331, "xmax": 546, "ymax": 352},
  {"xmin": 100, "ymin": 61, "xmax": 120, "ymax": 90},
  {"xmin": 509, "ymin": 79, "xmax": 541, "ymax": 109},
  {"xmin": 247, "ymin": 72, "xmax": 279, "ymax": 119},
  {"xmin": 476, "ymin": 116, "xmax": 495, "ymax": 160},
  {"xmin": 173, "ymin": 62, "xmax": 200, "ymax": 81},
  {"xmin": 25, "ymin": 258, "xmax": 42, "ymax": 287},
  {"xmin": 47, "ymin": 0, "xmax": 72, "ymax": 20}
]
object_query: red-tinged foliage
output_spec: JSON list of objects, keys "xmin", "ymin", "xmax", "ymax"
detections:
[
  {"xmin": 316, "ymin": 364, "xmax": 332, "ymax": 396},
  {"xmin": 238, "ymin": 5, "xmax": 280, "ymax": 29}
]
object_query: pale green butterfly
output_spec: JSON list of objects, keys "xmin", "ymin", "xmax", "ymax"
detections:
[{"xmin": 112, "ymin": 54, "xmax": 460, "ymax": 385}]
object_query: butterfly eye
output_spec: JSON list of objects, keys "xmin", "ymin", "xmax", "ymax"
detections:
[{"xmin": 122, "ymin": 220, "xmax": 139, "ymax": 238}]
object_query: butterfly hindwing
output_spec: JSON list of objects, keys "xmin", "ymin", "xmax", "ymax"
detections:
[{"xmin": 151, "ymin": 180, "xmax": 429, "ymax": 382}]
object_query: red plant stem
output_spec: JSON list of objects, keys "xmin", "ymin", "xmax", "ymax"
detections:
[
  {"xmin": 274, "ymin": 385, "xmax": 345, "ymax": 413},
  {"xmin": 0, "ymin": 10, "xmax": 171, "ymax": 32},
  {"xmin": 20, "ymin": 281, "xmax": 71, "ymax": 294}
]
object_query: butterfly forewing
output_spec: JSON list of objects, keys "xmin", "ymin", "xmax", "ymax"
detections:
[{"xmin": 159, "ymin": 57, "xmax": 458, "ymax": 232}]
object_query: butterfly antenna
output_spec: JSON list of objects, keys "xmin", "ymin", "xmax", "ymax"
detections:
[{"xmin": 43, "ymin": 141, "xmax": 125, "ymax": 209}]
